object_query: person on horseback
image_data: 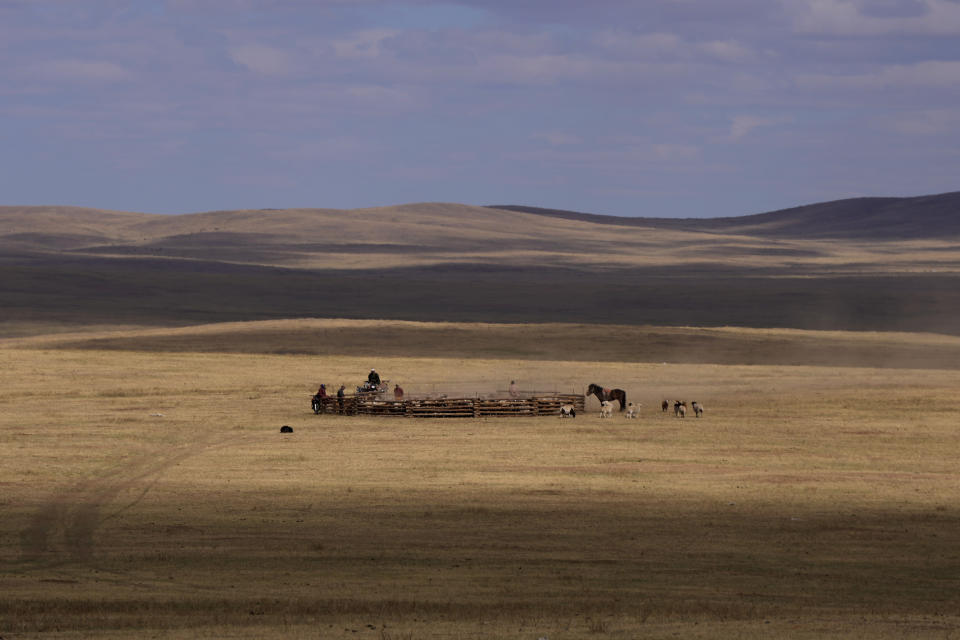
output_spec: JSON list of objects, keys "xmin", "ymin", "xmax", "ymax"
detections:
[{"xmin": 368, "ymin": 369, "xmax": 381, "ymax": 386}]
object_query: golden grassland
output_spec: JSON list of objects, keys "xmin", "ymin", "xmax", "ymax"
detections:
[
  {"xmin": 18, "ymin": 317, "xmax": 960, "ymax": 369},
  {"xmin": 2, "ymin": 321, "xmax": 960, "ymax": 638}
]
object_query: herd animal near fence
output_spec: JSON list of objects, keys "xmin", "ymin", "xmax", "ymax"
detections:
[{"xmin": 314, "ymin": 394, "xmax": 585, "ymax": 418}]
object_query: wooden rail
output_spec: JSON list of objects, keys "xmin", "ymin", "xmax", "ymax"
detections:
[{"xmin": 312, "ymin": 394, "xmax": 585, "ymax": 418}]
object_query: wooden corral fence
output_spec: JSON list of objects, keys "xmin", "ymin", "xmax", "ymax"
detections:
[{"xmin": 314, "ymin": 394, "xmax": 585, "ymax": 418}]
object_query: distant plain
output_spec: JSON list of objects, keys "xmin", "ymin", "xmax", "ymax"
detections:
[{"xmin": 2, "ymin": 196, "xmax": 959, "ymax": 638}]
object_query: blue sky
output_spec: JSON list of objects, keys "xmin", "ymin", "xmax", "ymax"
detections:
[{"xmin": 1, "ymin": 0, "xmax": 958, "ymax": 217}]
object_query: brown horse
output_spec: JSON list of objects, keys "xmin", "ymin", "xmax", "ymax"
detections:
[{"xmin": 586, "ymin": 383, "xmax": 627, "ymax": 411}]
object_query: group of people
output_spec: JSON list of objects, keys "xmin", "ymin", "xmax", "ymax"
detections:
[
  {"xmin": 312, "ymin": 382, "xmax": 347, "ymax": 414},
  {"xmin": 314, "ymin": 371, "xmax": 530, "ymax": 414},
  {"xmin": 313, "ymin": 369, "xmax": 404, "ymax": 414}
]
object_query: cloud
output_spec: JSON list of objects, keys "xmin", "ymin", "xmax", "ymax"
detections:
[
  {"xmin": 594, "ymin": 30, "xmax": 683, "ymax": 56},
  {"xmin": 2, "ymin": 0, "xmax": 959, "ymax": 218},
  {"xmin": 331, "ymin": 28, "xmax": 399, "ymax": 59},
  {"xmin": 698, "ymin": 39, "xmax": 752, "ymax": 62},
  {"xmin": 228, "ymin": 44, "xmax": 293, "ymax": 75},
  {"xmin": 798, "ymin": 59, "xmax": 960, "ymax": 89},
  {"xmin": 477, "ymin": 52, "xmax": 624, "ymax": 83},
  {"xmin": 729, "ymin": 115, "xmax": 795, "ymax": 140},
  {"xmin": 595, "ymin": 30, "xmax": 755, "ymax": 63},
  {"xmin": 786, "ymin": 0, "xmax": 960, "ymax": 35},
  {"xmin": 888, "ymin": 108, "xmax": 960, "ymax": 135}
]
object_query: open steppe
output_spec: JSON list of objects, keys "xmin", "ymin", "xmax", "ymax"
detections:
[
  {"xmin": 2, "ymin": 196, "xmax": 959, "ymax": 637},
  {"xmin": 2, "ymin": 320, "xmax": 960, "ymax": 638}
]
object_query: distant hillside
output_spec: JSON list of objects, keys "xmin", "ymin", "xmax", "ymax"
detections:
[
  {"xmin": 0, "ymin": 203, "xmax": 584, "ymax": 265},
  {"xmin": 2, "ymin": 196, "xmax": 960, "ymax": 339},
  {"xmin": 491, "ymin": 191, "xmax": 960, "ymax": 239}
]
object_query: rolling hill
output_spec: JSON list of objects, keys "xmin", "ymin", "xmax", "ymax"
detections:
[
  {"xmin": 493, "ymin": 190, "xmax": 960, "ymax": 239},
  {"xmin": 1, "ymin": 194, "xmax": 959, "ymax": 338}
]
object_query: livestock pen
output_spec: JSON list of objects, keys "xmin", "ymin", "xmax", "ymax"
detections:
[{"xmin": 313, "ymin": 393, "xmax": 585, "ymax": 418}]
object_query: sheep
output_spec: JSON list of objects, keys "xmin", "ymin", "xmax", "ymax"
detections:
[
  {"xmin": 599, "ymin": 400, "xmax": 613, "ymax": 418},
  {"xmin": 692, "ymin": 401, "xmax": 703, "ymax": 418},
  {"xmin": 559, "ymin": 404, "xmax": 576, "ymax": 418},
  {"xmin": 674, "ymin": 400, "xmax": 687, "ymax": 418},
  {"xmin": 625, "ymin": 402, "xmax": 639, "ymax": 418},
  {"xmin": 661, "ymin": 400, "xmax": 669, "ymax": 412}
]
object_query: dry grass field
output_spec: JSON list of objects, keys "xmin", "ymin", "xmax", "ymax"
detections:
[
  {"xmin": 3, "ymin": 320, "xmax": 960, "ymax": 638},
  {"xmin": 3, "ymin": 200, "xmax": 959, "ymax": 637}
]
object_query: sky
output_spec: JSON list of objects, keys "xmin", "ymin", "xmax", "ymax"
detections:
[{"xmin": 1, "ymin": 0, "xmax": 958, "ymax": 218}]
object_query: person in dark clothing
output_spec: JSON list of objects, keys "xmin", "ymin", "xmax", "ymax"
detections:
[
  {"xmin": 368, "ymin": 369, "xmax": 381, "ymax": 386},
  {"xmin": 393, "ymin": 383, "xmax": 404, "ymax": 400},
  {"xmin": 337, "ymin": 384, "xmax": 345, "ymax": 414},
  {"xmin": 315, "ymin": 383, "xmax": 328, "ymax": 413}
]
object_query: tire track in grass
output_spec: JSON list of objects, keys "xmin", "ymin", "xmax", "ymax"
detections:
[{"xmin": 19, "ymin": 433, "xmax": 240, "ymax": 568}]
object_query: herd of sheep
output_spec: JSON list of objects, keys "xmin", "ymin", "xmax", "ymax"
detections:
[{"xmin": 561, "ymin": 399, "xmax": 704, "ymax": 419}]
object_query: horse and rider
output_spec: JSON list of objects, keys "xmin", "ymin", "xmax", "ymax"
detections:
[
  {"xmin": 313, "ymin": 368, "xmax": 388, "ymax": 414},
  {"xmin": 359, "ymin": 368, "xmax": 387, "ymax": 394}
]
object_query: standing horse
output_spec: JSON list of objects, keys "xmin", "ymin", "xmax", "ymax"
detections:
[{"xmin": 586, "ymin": 383, "xmax": 627, "ymax": 412}]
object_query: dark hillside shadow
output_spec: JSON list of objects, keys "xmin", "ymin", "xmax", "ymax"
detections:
[{"xmin": 3, "ymin": 253, "xmax": 960, "ymax": 339}]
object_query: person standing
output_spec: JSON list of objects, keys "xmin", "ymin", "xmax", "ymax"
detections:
[
  {"xmin": 337, "ymin": 384, "xmax": 345, "ymax": 414},
  {"xmin": 393, "ymin": 383, "xmax": 404, "ymax": 400},
  {"xmin": 315, "ymin": 384, "xmax": 328, "ymax": 413}
]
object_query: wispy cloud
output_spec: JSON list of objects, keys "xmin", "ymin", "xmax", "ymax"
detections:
[
  {"xmin": 594, "ymin": 30, "xmax": 683, "ymax": 56},
  {"xmin": 887, "ymin": 108, "xmax": 960, "ymax": 135},
  {"xmin": 786, "ymin": 0, "xmax": 960, "ymax": 35},
  {"xmin": 699, "ymin": 39, "xmax": 752, "ymax": 62},
  {"xmin": 729, "ymin": 115, "xmax": 795, "ymax": 141},
  {"xmin": 228, "ymin": 44, "xmax": 294, "ymax": 76},
  {"xmin": 798, "ymin": 60, "xmax": 960, "ymax": 89},
  {"xmin": 0, "ymin": 1, "xmax": 957, "ymax": 217},
  {"xmin": 331, "ymin": 29, "xmax": 399, "ymax": 59}
]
